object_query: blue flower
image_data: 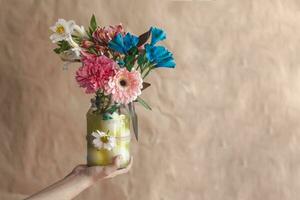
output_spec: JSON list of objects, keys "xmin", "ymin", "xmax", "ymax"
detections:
[
  {"xmin": 145, "ymin": 44, "xmax": 176, "ymax": 68},
  {"xmin": 150, "ymin": 27, "xmax": 166, "ymax": 45},
  {"xmin": 108, "ymin": 33, "xmax": 139, "ymax": 54}
]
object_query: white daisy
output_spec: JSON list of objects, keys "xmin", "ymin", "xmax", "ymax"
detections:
[
  {"xmin": 50, "ymin": 19, "xmax": 75, "ymax": 43},
  {"xmin": 91, "ymin": 130, "xmax": 116, "ymax": 151}
]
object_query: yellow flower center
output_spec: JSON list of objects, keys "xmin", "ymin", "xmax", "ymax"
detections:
[
  {"xmin": 56, "ymin": 25, "xmax": 65, "ymax": 34},
  {"xmin": 100, "ymin": 136, "xmax": 109, "ymax": 143}
]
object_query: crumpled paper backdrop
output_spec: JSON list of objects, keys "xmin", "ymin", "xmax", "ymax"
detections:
[{"xmin": 1, "ymin": 0, "xmax": 300, "ymax": 199}]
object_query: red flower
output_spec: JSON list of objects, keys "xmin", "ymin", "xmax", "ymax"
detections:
[{"xmin": 76, "ymin": 55, "xmax": 117, "ymax": 93}]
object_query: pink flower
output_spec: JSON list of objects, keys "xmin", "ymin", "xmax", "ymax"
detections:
[
  {"xmin": 93, "ymin": 24, "xmax": 124, "ymax": 44},
  {"xmin": 76, "ymin": 55, "xmax": 117, "ymax": 93},
  {"xmin": 105, "ymin": 69, "xmax": 143, "ymax": 104},
  {"xmin": 81, "ymin": 39, "xmax": 94, "ymax": 48}
]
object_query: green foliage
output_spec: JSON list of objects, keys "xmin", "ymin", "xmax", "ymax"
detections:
[
  {"xmin": 102, "ymin": 113, "xmax": 113, "ymax": 120},
  {"xmin": 87, "ymin": 47, "xmax": 98, "ymax": 55},
  {"xmin": 53, "ymin": 40, "xmax": 71, "ymax": 54},
  {"xmin": 136, "ymin": 97, "xmax": 152, "ymax": 110},
  {"xmin": 105, "ymin": 104, "xmax": 119, "ymax": 114},
  {"xmin": 137, "ymin": 52, "xmax": 147, "ymax": 66},
  {"xmin": 141, "ymin": 63, "xmax": 155, "ymax": 79},
  {"xmin": 128, "ymin": 102, "xmax": 139, "ymax": 141},
  {"xmin": 71, "ymin": 34, "xmax": 82, "ymax": 44},
  {"xmin": 87, "ymin": 27, "xmax": 93, "ymax": 38},
  {"xmin": 102, "ymin": 104, "xmax": 119, "ymax": 120},
  {"xmin": 128, "ymin": 46, "xmax": 138, "ymax": 55},
  {"xmin": 124, "ymin": 54, "xmax": 135, "ymax": 71},
  {"xmin": 86, "ymin": 14, "xmax": 98, "ymax": 40},
  {"xmin": 90, "ymin": 14, "xmax": 98, "ymax": 32},
  {"xmin": 124, "ymin": 47, "xmax": 140, "ymax": 71}
]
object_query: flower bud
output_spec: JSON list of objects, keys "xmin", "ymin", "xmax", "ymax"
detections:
[{"xmin": 81, "ymin": 40, "xmax": 94, "ymax": 48}]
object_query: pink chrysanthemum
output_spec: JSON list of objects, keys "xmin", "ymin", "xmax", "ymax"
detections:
[
  {"xmin": 105, "ymin": 69, "xmax": 143, "ymax": 104},
  {"xmin": 76, "ymin": 55, "xmax": 117, "ymax": 93}
]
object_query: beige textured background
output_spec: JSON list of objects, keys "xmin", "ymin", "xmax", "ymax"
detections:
[{"xmin": 1, "ymin": 0, "xmax": 300, "ymax": 199}]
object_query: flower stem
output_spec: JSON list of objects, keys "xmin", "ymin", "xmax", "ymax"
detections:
[{"xmin": 142, "ymin": 64, "xmax": 154, "ymax": 79}]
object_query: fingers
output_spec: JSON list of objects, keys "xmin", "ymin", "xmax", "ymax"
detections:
[
  {"xmin": 104, "ymin": 156, "xmax": 133, "ymax": 178},
  {"xmin": 103, "ymin": 155, "xmax": 121, "ymax": 176},
  {"xmin": 87, "ymin": 156, "xmax": 133, "ymax": 181}
]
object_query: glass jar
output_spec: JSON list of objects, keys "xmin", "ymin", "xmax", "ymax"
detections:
[{"xmin": 86, "ymin": 106, "xmax": 131, "ymax": 168}]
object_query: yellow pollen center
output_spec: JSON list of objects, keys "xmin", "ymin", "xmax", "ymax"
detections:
[
  {"xmin": 56, "ymin": 25, "xmax": 65, "ymax": 34},
  {"xmin": 100, "ymin": 136, "xmax": 109, "ymax": 143}
]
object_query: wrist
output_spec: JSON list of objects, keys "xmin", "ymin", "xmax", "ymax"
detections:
[
  {"xmin": 77, "ymin": 170, "xmax": 95, "ymax": 186},
  {"xmin": 66, "ymin": 169, "xmax": 94, "ymax": 188}
]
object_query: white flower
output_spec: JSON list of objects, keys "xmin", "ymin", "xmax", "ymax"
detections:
[
  {"xmin": 91, "ymin": 130, "xmax": 116, "ymax": 151},
  {"xmin": 73, "ymin": 25, "xmax": 87, "ymax": 37},
  {"xmin": 50, "ymin": 19, "xmax": 75, "ymax": 43}
]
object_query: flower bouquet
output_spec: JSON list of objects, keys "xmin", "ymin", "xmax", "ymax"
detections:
[{"xmin": 50, "ymin": 15, "xmax": 175, "ymax": 168}]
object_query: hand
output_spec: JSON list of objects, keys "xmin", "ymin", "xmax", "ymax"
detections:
[
  {"xmin": 68, "ymin": 156, "xmax": 133, "ymax": 183},
  {"xmin": 25, "ymin": 156, "xmax": 132, "ymax": 200}
]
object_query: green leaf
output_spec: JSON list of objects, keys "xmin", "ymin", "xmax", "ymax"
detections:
[
  {"xmin": 128, "ymin": 46, "xmax": 138, "ymax": 55},
  {"xmin": 90, "ymin": 14, "xmax": 98, "ymax": 32},
  {"xmin": 53, "ymin": 40, "xmax": 71, "ymax": 54},
  {"xmin": 128, "ymin": 102, "xmax": 138, "ymax": 141},
  {"xmin": 71, "ymin": 35, "xmax": 81, "ymax": 43},
  {"xmin": 136, "ymin": 97, "xmax": 152, "ymax": 110},
  {"xmin": 142, "ymin": 65, "xmax": 154, "ymax": 79},
  {"xmin": 124, "ymin": 55, "xmax": 135, "ymax": 71},
  {"xmin": 137, "ymin": 52, "xmax": 147, "ymax": 66},
  {"xmin": 53, "ymin": 48, "xmax": 60, "ymax": 54},
  {"xmin": 102, "ymin": 113, "xmax": 113, "ymax": 120},
  {"xmin": 87, "ymin": 27, "xmax": 93, "ymax": 38},
  {"xmin": 105, "ymin": 104, "xmax": 119, "ymax": 114},
  {"xmin": 87, "ymin": 47, "xmax": 98, "ymax": 55}
]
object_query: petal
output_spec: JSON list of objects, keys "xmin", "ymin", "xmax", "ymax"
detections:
[
  {"xmin": 66, "ymin": 20, "xmax": 75, "ymax": 33},
  {"xmin": 57, "ymin": 18, "xmax": 67, "ymax": 25},
  {"xmin": 50, "ymin": 25, "xmax": 57, "ymax": 32},
  {"xmin": 103, "ymin": 143, "xmax": 111, "ymax": 150},
  {"xmin": 92, "ymin": 139, "xmax": 102, "ymax": 148},
  {"xmin": 123, "ymin": 33, "xmax": 139, "ymax": 51},
  {"xmin": 150, "ymin": 27, "xmax": 166, "ymax": 45},
  {"xmin": 156, "ymin": 57, "xmax": 176, "ymax": 68},
  {"xmin": 50, "ymin": 34, "xmax": 64, "ymax": 43},
  {"xmin": 97, "ymin": 131, "xmax": 106, "ymax": 137},
  {"xmin": 91, "ymin": 132, "xmax": 100, "ymax": 138},
  {"xmin": 109, "ymin": 137, "xmax": 116, "ymax": 144},
  {"xmin": 145, "ymin": 44, "xmax": 154, "ymax": 61},
  {"xmin": 108, "ymin": 33, "xmax": 125, "ymax": 53}
]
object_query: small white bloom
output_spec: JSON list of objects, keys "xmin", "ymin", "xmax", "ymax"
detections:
[
  {"xmin": 91, "ymin": 130, "xmax": 116, "ymax": 151},
  {"xmin": 50, "ymin": 19, "xmax": 75, "ymax": 43},
  {"xmin": 73, "ymin": 25, "xmax": 87, "ymax": 37}
]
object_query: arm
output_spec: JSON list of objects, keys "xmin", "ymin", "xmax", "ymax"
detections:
[{"xmin": 25, "ymin": 156, "xmax": 132, "ymax": 200}]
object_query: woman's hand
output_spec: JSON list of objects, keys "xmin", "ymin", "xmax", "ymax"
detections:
[
  {"xmin": 26, "ymin": 156, "xmax": 132, "ymax": 200},
  {"xmin": 69, "ymin": 156, "xmax": 133, "ymax": 183}
]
